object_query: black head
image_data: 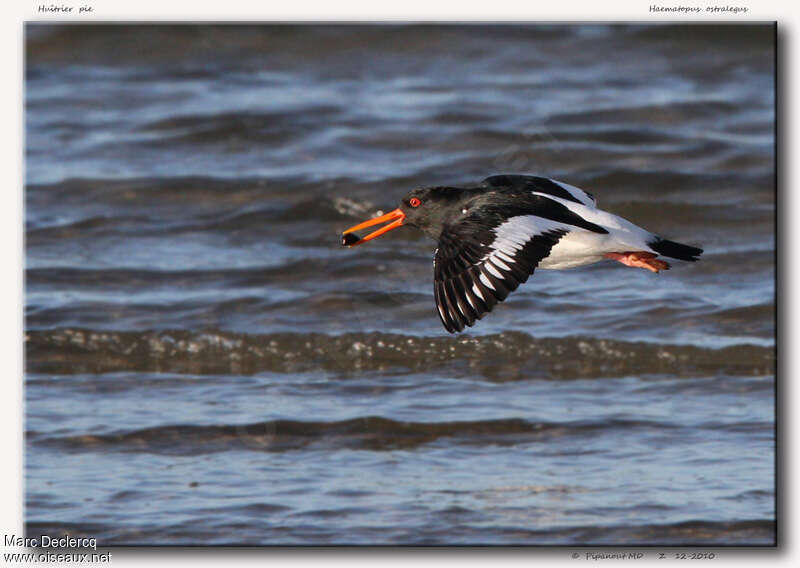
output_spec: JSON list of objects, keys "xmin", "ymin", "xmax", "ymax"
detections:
[
  {"xmin": 341, "ymin": 185, "xmax": 476, "ymax": 247},
  {"xmin": 396, "ymin": 186, "xmax": 476, "ymax": 239}
]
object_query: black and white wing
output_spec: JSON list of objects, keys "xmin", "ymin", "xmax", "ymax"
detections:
[
  {"xmin": 482, "ymin": 174, "xmax": 597, "ymax": 208},
  {"xmin": 433, "ymin": 213, "xmax": 568, "ymax": 333}
]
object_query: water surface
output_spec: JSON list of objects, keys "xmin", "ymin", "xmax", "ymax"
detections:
[{"xmin": 25, "ymin": 24, "xmax": 776, "ymax": 545}]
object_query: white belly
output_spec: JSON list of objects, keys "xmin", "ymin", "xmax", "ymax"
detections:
[{"xmin": 538, "ymin": 231, "xmax": 616, "ymax": 270}]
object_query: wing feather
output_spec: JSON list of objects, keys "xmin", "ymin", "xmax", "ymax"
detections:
[
  {"xmin": 482, "ymin": 174, "xmax": 597, "ymax": 207},
  {"xmin": 433, "ymin": 212, "xmax": 568, "ymax": 333}
]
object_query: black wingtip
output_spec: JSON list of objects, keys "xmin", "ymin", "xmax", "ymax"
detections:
[{"xmin": 648, "ymin": 238, "xmax": 703, "ymax": 262}]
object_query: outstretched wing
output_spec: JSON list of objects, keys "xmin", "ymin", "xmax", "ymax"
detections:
[
  {"xmin": 482, "ymin": 174, "xmax": 597, "ymax": 208},
  {"xmin": 433, "ymin": 214, "xmax": 568, "ymax": 333}
]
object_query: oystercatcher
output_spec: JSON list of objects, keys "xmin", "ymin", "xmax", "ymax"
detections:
[{"xmin": 341, "ymin": 175, "xmax": 702, "ymax": 333}]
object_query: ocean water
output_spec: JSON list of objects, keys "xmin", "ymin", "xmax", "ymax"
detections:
[{"xmin": 24, "ymin": 23, "xmax": 776, "ymax": 545}]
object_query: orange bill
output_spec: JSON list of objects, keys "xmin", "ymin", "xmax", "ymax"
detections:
[{"xmin": 341, "ymin": 208, "xmax": 406, "ymax": 247}]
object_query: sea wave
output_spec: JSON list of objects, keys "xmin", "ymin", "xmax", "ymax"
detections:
[
  {"xmin": 32, "ymin": 414, "xmax": 748, "ymax": 455},
  {"xmin": 26, "ymin": 328, "xmax": 775, "ymax": 378},
  {"xmin": 23, "ymin": 517, "xmax": 775, "ymax": 546}
]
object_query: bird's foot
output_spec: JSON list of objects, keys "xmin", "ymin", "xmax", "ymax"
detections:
[{"xmin": 604, "ymin": 251, "xmax": 670, "ymax": 273}]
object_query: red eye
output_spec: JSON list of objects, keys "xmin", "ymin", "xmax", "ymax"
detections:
[{"xmin": 409, "ymin": 197, "xmax": 421, "ymax": 207}]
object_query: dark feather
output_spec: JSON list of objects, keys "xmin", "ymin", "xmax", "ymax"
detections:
[{"xmin": 432, "ymin": 215, "xmax": 567, "ymax": 333}]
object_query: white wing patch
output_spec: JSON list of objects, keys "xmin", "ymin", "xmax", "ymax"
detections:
[
  {"xmin": 485, "ymin": 262, "xmax": 503, "ymax": 278},
  {"xmin": 485, "ymin": 215, "xmax": 567, "ymax": 260},
  {"xmin": 550, "ymin": 179, "xmax": 597, "ymax": 207},
  {"xmin": 469, "ymin": 215, "xmax": 572, "ymax": 282},
  {"xmin": 471, "ymin": 283, "xmax": 485, "ymax": 301},
  {"xmin": 489, "ymin": 256, "xmax": 511, "ymax": 271},
  {"xmin": 527, "ymin": 193, "xmax": 655, "ymax": 255}
]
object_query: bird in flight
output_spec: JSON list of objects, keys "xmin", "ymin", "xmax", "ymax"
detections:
[{"xmin": 341, "ymin": 175, "xmax": 702, "ymax": 333}]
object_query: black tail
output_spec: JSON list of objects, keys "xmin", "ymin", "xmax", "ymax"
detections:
[{"xmin": 648, "ymin": 237, "xmax": 703, "ymax": 261}]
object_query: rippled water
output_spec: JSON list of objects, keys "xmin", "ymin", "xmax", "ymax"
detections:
[{"xmin": 24, "ymin": 24, "xmax": 775, "ymax": 545}]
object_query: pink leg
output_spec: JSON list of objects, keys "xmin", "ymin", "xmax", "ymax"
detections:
[{"xmin": 604, "ymin": 251, "xmax": 670, "ymax": 273}]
